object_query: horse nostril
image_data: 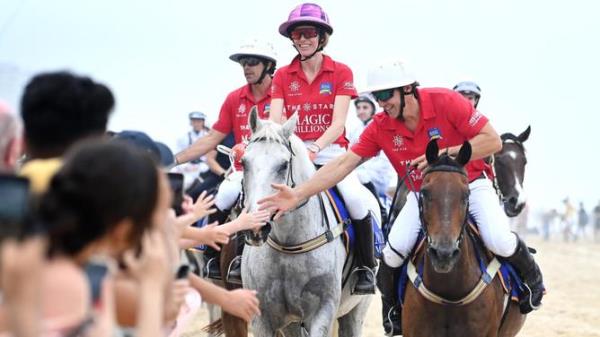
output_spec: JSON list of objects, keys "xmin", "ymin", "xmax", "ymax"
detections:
[{"xmin": 508, "ymin": 196, "xmax": 518, "ymax": 206}]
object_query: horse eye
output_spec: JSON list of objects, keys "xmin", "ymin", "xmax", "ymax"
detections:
[
  {"xmin": 421, "ymin": 190, "xmax": 431, "ymax": 201},
  {"xmin": 277, "ymin": 162, "xmax": 288, "ymax": 173}
]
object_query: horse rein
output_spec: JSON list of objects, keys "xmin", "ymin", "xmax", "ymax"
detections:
[{"xmin": 403, "ymin": 162, "xmax": 501, "ymax": 306}]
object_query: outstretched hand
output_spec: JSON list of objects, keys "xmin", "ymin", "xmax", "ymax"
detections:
[
  {"xmin": 257, "ymin": 183, "xmax": 302, "ymax": 220},
  {"xmin": 233, "ymin": 208, "xmax": 271, "ymax": 232}
]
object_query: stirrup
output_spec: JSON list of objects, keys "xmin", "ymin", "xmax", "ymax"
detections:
[
  {"xmin": 520, "ymin": 283, "xmax": 543, "ymax": 313},
  {"xmin": 384, "ymin": 305, "xmax": 402, "ymax": 336},
  {"xmin": 203, "ymin": 257, "xmax": 222, "ymax": 280},
  {"xmin": 225, "ymin": 255, "xmax": 243, "ymax": 285},
  {"xmin": 350, "ymin": 266, "xmax": 376, "ymax": 295}
]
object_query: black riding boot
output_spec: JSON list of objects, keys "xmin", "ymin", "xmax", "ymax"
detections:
[
  {"xmin": 376, "ymin": 262, "xmax": 402, "ymax": 336},
  {"xmin": 225, "ymin": 235, "xmax": 244, "ymax": 285},
  {"xmin": 202, "ymin": 207, "xmax": 230, "ymax": 280},
  {"xmin": 506, "ymin": 235, "xmax": 545, "ymax": 314},
  {"xmin": 351, "ymin": 213, "xmax": 377, "ymax": 295}
]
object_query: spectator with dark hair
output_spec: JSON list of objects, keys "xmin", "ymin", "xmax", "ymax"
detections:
[
  {"xmin": 18, "ymin": 71, "xmax": 115, "ymax": 194},
  {"xmin": 1, "ymin": 140, "xmax": 171, "ymax": 336},
  {"xmin": 594, "ymin": 201, "xmax": 600, "ymax": 243}
]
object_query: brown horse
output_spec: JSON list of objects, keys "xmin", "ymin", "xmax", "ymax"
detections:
[{"xmin": 402, "ymin": 140, "xmax": 525, "ymax": 337}]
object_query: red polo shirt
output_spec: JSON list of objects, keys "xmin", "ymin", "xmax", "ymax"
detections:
[
  {"xmin": 212, "ymin": 83, "xmax": 271, "ymax": 144},
  {"xmin": 271, "ymin": 55, "xmax": 358, "ymax": 148},
  {"xmin": 351, "ymin": 88, "xmax": 493, "ymax": 191}
]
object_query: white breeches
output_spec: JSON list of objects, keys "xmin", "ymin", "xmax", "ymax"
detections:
[
  {"xmin": 214, "ymin": 171, "xmax": 243, "ymax": 211},
  {"xmin": 337, "ymin": 171, "xmax": 382, "ymax": 225},
  {"xmin": 383, "ymin": 178, "xmax": 517, "ymax": 268}
]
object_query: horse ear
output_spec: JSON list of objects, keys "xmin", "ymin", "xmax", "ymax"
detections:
[
  {"xmin": 249, "ymin": 106, "xmax": 263, "ymax": 134},
  {"xmin": 425, "ymin": 139, "xmax": 439, "ymax": 165},
  {"xmin": 455, "ymin": 141, "xmax": 472, "ymax": 166},
  {"xmin": 518, "ymin": 125, "xmax": 531, "ymax": 143},
  {"xmin": 282, "ymin": 112, "xmax": 298, "ymax": 139}
]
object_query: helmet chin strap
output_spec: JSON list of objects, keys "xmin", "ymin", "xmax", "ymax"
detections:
[
  {"xmin": 253, "ymin": 66, "xmax": 269, "ymax": 85},
  {"xmin": 398, "ymin": 86, "xmax": 417, "ymax": 121}
]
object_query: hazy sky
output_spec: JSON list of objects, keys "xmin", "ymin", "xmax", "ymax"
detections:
[{"xmin": 1, "ymin": 0, "xmax": 598, "ymax": 213}]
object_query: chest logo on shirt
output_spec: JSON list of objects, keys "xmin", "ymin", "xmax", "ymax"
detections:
[
  {"xmin": 289, "ymin": 81, "xmax": 301, "ymax": 92},
  {"xmin": 237, "ymin": 103, "xmax": 247, "ymax": 116},
  {"xmin": 393, "ymin": 135, "xmax": 406, "ymax": 151},
  {"xmin": 303, "ymin": 103, "xmax": 312, "ymax": 112},
  {"xmin": 319, "ymin": 82, "xmax": 332, "ymax": 95},
  {"xmin": 428, "ymin": 127, "xmax": 442, "ymax": 140}
]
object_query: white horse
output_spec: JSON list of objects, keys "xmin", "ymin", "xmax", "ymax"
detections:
[{"xmin": 240, "ymin": 109, "xmax": 373, "ymax": 337}]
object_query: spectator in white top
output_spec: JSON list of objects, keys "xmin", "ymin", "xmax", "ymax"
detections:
[
  {"xmin": 175, "ymin": 112, "xmax": 211, "ymax": 190},
  {"xmin": 348, "ymin": 96, "xmax": 395, "ymax": 202}
]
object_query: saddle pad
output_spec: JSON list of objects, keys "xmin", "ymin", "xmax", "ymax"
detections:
[{"xmin": 324, "ymin": 188, "xmax": 385, "ymax": 258}]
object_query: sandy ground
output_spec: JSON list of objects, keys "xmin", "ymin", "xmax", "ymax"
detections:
[{"xmin": 182, "ymin": 236, "xmax": 600, "ymax": 336}]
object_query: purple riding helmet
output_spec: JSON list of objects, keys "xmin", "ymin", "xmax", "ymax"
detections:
[{"xmin": 278, "ymin": 3, "xmax": 333, "ymax": 37}]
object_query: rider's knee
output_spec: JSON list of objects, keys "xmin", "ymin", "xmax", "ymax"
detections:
[{"xmin": 383, "ymin": 246, "xmax": 404, "ymax": 268}]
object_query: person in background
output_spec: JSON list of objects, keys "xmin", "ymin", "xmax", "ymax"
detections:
[
  {"xmin": 576, "ymin": 202, "xmax": 589, "ymax": 241},
  {"xmin": 348, "ymin": 95, "xmax": 395, "ymax": 221},
  {"xmin": 175, "ymin": 112, "xmax": 211, "ymax": 191},
  {"xmin": 453, "ymin": 81, "xmax": 482, "ymax": 109},
  {"xmin": 0, "ymin": 100, "xmax": 45, "ymax": 337},
  {"xmin": 593, "ymin": 201, "xmax": 600, "ymax": 243},
  {"xmin": 561, "ymin": 197, "xmax": 576, "ymax": 242}
]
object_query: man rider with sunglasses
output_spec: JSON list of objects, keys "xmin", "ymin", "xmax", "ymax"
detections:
[
  {"xmin": 259, "ymin": 60, "xmax": 545, "ymax": 335},
  {"xmin": 173, "ymin": 39, "xmax": 276, "ymax": 283}
]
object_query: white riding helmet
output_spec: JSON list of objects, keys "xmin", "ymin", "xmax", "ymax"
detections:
[
  {"xmin": 364, "ymin": 60, "xmax": 417, "ymax": 93},
  {"xmin": 229, "ymin": 39, "xmax": 277, "ymax": 64},
  {"xmin": 453, "ymin": 81, "xmax": 481, "ymax": 97}
]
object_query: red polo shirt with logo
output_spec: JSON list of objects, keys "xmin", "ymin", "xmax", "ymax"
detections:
[
  {"xmin": 351, "ymin": 88, "xmax": 493, "ymax": 191},
  {"xmin": 212, "ymin": 83, "xmax": 271, "ymax": 144},
  {"xmin": 271, "ymin": 55, "xmax": 358, "ymax": 148}
]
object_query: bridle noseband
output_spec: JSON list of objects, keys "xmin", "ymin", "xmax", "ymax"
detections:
[{"xmin": 406, "ymin": 163, "xmax": 470, "ymax": 248}]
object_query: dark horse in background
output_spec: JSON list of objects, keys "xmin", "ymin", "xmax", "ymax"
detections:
[
  {"xmin": 401, "ymin": 140, "xmax": 525, "ymax": 337},
  {"xmin": 493, "ymin": 126, "xmax": 531, "ymax": 217}
]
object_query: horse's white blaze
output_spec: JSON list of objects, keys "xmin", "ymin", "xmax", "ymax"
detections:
[{"xmin": 512, "ymin": 170, "xmax": 527, "ymax": 206}]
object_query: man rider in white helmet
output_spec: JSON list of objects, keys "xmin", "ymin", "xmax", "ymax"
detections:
[{"xmin": 173, "ymin": 39, "xmax": 276, "ymax": 283}]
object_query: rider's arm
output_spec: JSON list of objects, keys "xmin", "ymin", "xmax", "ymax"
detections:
[
  {"xmin": 312, "ymin": 95, "xmax": 351, "ymax": 150},
  {"xmin": 448, "ymin": 122, "xmax": 501, "ymax": 160},
  {"xmin": 174, "ymin": 129, "xmax": 226, "ymax": 165},
  {"xmin": 206, "ymin": 150, "xmax": 226, "ymax": 176},
  {"xmin": 295, "ymin": 150, "xmax": 363, "ymax": 200},
  {"xmin": 269, "ymin": 98, "xmax": 285, "ymax": 124}
]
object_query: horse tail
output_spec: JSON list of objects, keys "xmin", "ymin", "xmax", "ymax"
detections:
[
  {"xmin": 218, "ymin": 235, "xmax": 249, "ymax": 337},
  {"xmin": 202, "ymin": 319, "xmax": 224, "ymax": 336},
  {"xmin": 223, "ymin": 311, "xmax": 248, "ymax": 337}
]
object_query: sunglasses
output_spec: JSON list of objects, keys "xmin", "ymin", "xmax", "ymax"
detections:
[
  {"xmin": 290, "ymin": 27, "xmax": 319, "ymax": 40},
  {"xmin": 372, "ymin": 89, "xmax": 395, "ymax": 102},
  {"xmin": 239, "ymin": 57, "xmax": 262, "ymax": 67}
]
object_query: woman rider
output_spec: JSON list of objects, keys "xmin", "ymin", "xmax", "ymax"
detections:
[{"xmin": 269, "ymin": 3, "xmax": 381, "ymax": 295}]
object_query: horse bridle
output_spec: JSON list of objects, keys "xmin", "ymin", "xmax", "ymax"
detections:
[
  {"xmin": 242, "ymin": 136, "xmax": 310, "ymax": 213},
  {"xmin": 405, "ymin": 163, "xmax": 470, "ymax": 248},
  {"xmin": 491, "ymin": 136, "xmax": 525, "ymax": 204}
]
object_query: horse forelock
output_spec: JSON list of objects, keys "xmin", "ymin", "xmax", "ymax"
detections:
[
  {"xmin": 250, "ymin": 120, "xmax": 287, "ymax": 145},
  {"xmin": 426, "ymin": 154, "xmax": 466, "ymax": 176}
]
